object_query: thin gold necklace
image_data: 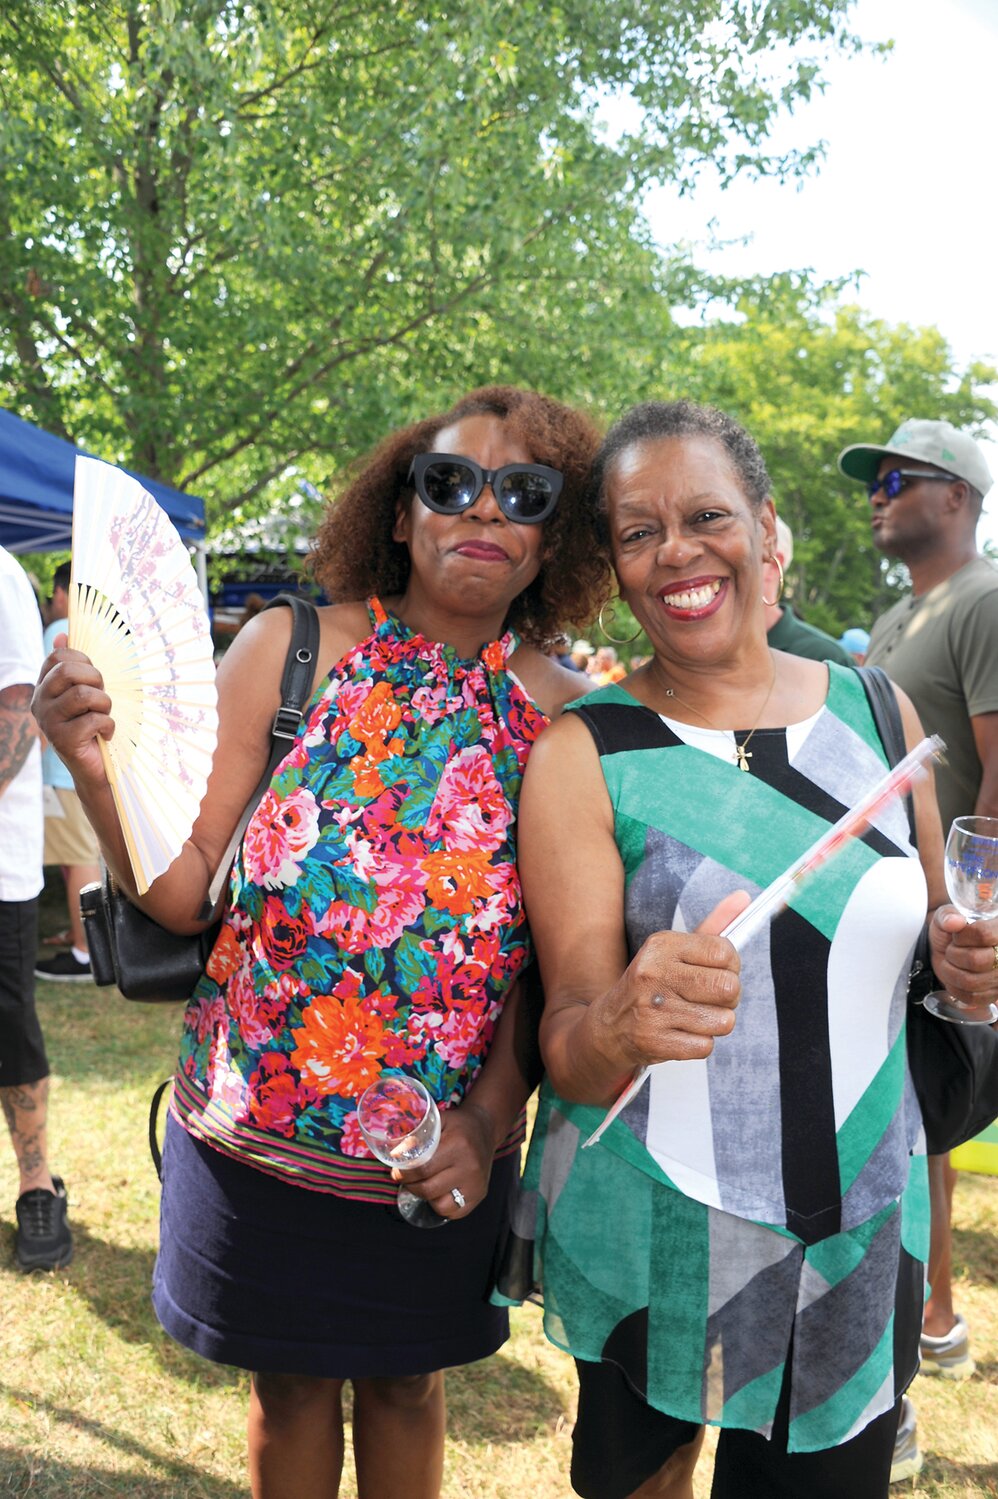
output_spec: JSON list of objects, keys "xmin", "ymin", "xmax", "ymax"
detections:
[{"xmin": 653, "ymin": 656, "xmax": 777, "ymax": 773}]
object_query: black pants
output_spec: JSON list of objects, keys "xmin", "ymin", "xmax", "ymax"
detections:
[
  {"xmin": 0, "ymin": 898, "xmax": 48, "ymax": 1088},
  {"xmin": 572, "ymin": 1356, "xmax": 901, "ymax": 1499}
]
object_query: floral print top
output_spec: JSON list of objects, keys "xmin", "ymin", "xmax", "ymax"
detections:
[{"xmin": 171, "ymin": 597, "xmax": 547, "ymax": 1201}]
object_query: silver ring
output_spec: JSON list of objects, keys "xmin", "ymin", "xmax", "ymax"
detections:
[
  {"xmin": 992, "ymin": 944, "xmax": 998, "ymax": 971},
  {"xmin": 451, "ymin": 1187, "xmax": 466, "ymax": 1209}
]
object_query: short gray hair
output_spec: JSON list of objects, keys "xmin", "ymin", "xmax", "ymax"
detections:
[{"xmin": 590, "ymin": 400, "xmax": 772, "ymax": 525}]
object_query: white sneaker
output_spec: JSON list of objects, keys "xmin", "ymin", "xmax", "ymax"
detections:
[
  {"xmin": 919, "ymin": 1313, "xmax": 976, "ymax": 1380},
  {"xmin": 890, "ymin": 1396, "xmax": 923, "ymax": 1484}
]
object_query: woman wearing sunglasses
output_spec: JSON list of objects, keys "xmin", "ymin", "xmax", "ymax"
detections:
[{"xmin": 33, "ymin": 385, "xmax": 608, "ymax": 1499}]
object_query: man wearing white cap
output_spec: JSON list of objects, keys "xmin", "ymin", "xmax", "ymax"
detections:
[
  {"xmin": 841, "ymin": 418, "xmax": 998, "ymax": 832},
  {"xmin": 838, "ymin": 417, "xmax": 997, "ymax": 1480}
]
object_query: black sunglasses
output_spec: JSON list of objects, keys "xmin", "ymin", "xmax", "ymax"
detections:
[
  {"xmin": 866, "ymin": 468, "xmax": 959, "ymax": 501},
  {"xmin": 407, "ymin": 453, "xmax": 562, "ymax": 525}
]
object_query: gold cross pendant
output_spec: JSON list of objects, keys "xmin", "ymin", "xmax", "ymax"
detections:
[{"xmin": 734, "ymin": 744, "xmax": 752, "ymax": 772}]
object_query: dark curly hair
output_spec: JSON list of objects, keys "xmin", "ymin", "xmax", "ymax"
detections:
[
  {"xmin": 590, "ymin": 399, "xmax": 772, "ymax": 542},
  {"xmin": 309, "ymin": 385, "xmax": 610, "ymax": 648}
]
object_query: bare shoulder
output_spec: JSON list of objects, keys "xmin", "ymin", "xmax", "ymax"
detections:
[
  {"xmin": 317, "ymin": 599, "xmax": 372, "ymax": 667},
  {"xmin": 520, "ymin": 706, "xmax": 615, "ymax": 864},
  {"xmin": 890, "ymin": 682, "xmax": 929, "ymax": 750},
  {"xmin": 201, "ymin": 598, "xmax": 375, "ymax": 841},
  {"xmin": 220, "ymin": 599, "xmax": 371, "ymax": 698},
  {"xmin": 510, "ymin": 645, "xmax": 594, "ymax": 717},
  {"xmin": 217, "ymin": 605, "xmax": 292, "ymax": 693},
  {"xmin": 523, "ymin": 704, "xmax": 602, "ymax": 787}
]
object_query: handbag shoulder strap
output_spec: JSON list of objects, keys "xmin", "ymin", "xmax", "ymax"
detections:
[
  {"xmin": 201, "ymin": 593, "xmax": 320, "ymax": 912},
  {"xmin": 854, "ymin": 664, "xmax": 915, "ymax": 842},
  {"xmin": 264, "ymin": 592, "xmax": 322, "ymax": 764}
]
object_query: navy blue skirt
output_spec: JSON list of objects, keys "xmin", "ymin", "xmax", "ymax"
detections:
[{"xmin": 153, "ymin": 1115, "xmax": 516, "ymax": 1377}]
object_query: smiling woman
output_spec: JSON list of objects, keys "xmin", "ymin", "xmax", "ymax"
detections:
[
  {"xmin": 31, "ymin": 383, "xmax": 609, "ymax": 1499},
  {"xmin": 511, "ymin": 398, "xmax": 998, "ymax": 1499}
]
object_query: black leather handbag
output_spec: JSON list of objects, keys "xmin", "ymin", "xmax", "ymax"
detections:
[
  {"xmin": 81, "ymin": 877, "xmax": 218, "ymax": 1002},
  {"xmin": 856, "ymin": 665, "xmax": 998, "ymax": 1153},
  {"xmin": 80, "ymin": 593, "xmax": 320, "ymax": 1002}
]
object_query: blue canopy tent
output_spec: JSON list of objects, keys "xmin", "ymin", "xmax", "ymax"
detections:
[{"xmin": 0, "ymin": 406, "xmax": 208, "ymax": 593}]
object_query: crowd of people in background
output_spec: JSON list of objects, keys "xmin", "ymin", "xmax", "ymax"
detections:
[
  {"xmin": 3, "ymin": 402, "xmax": 996, "ymax": 1499},
  {"xmin": 561, "ymin": 638, "xmax": 645, "ymax": 681}
]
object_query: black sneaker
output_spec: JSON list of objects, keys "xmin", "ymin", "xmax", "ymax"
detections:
[
  {"xmin": 15, "ymin": 1177, "xmax": 73, "ymax": 1271},
  {"xmin": 34, "ymin": 950, "xmax": 92, "ymax": 983}
]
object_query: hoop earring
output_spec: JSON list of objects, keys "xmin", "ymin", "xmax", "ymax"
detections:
[
  {"xmin": 762, "ymin": 555, "xmax": 784, "ymax": 608},
  {"xmin": 597, "ymin": 597, "xmax": 641, "ymax": 644}
]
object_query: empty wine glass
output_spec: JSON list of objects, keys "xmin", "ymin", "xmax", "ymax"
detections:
[
  {"xmin": 356, "ymin": 1074, "xmax": 446, "ymax": 1228},
  {"xmin": 924, "ymin": 816, "xmax": 998, "ymax": 1026}
]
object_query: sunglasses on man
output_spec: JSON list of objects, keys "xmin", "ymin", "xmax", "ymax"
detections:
[
  {"xmin": 866, "ymin": 468, "xmax": 960, "ymax": 501},
  {"xmin": 407, "ymin": 453, "xmax": 562, "ymax": 525}
]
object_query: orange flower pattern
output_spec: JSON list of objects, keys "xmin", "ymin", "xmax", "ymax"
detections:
[
  {"xmin": 175, "ymin": 598, "xmax": 547, "ymax": 1194},
  {"xmin": 290, "ymin": 990, "xmax": 388, "ymax": 1097}
]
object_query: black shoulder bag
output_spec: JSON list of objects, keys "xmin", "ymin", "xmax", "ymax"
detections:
[
  {"xmin": 856, "ymin": 664, "xmax": 998, "ymax": 1153},
  {"xmin": 81, "ymin": 593, "xmax": 320, "ymax": 1003}
]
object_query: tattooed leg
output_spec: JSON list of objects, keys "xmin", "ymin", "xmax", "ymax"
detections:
[{"xmin": 1, "ymin": 1079, "xmax": 54, "ymax": 1196}]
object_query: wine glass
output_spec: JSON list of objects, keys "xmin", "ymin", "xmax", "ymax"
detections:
[
  {"xmin": 356, "ymin": 1075, "xmax": 446, "ymax": 1228},
  {"xmin": 924, "ymin": 816, "xmax": 998, "ymax": 1026}
]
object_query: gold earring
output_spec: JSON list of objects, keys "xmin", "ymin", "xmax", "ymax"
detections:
[
  {"xmin": 758, "ymin": 554, "xmax": 779, "ymax": 605},
  {"xmin": 597, "ymin": 597, "xmax": 641, "ymax": 644}
]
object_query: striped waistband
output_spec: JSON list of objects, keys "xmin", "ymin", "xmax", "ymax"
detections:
[{"xmin": 170, "ymin": 1067, "xmax": 526, "ymax": 1203}]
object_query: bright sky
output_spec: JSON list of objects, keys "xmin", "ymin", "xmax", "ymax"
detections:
[{"xmin": 641, "ymin": 0, "xmax": 998, "ymax": 543}]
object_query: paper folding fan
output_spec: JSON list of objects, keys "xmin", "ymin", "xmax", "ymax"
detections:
[{"xmin": 68, "ymin": 455, "xmax": 218, "ymax": 894}]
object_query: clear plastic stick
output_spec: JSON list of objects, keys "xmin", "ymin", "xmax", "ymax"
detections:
[{"xmin": 582, "ymin": 734, "xmax": 945, "ymax": 1148}]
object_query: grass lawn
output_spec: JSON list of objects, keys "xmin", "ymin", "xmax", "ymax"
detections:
[{"xmin": 1, "ymin": 901, "xmax": 996, "ymax": 1495}]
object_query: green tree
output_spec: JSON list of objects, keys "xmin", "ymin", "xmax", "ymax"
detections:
[{"xmin": 0, "ymin": 0, "xmax": 863, "ymax": 527}]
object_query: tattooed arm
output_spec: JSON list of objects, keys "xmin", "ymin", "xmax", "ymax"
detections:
[{"xmin": 0, "ymin": 682, "xmax": 39, "ymax": 800}]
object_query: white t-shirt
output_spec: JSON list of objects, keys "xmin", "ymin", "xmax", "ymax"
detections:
[{"xmin": 0, "ymin": 546, "xmax": 44, "ymax": 900}]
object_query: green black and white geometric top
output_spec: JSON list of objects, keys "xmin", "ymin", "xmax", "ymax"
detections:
[{"xmin": 513, "ymin": 664, "xmax": 930, "ymax": 1452}]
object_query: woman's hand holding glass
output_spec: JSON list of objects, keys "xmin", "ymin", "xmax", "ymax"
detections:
[
  {"xmin": 357, "ymin": 1076, "xmax": 495, "ymax": 1227},
  {"xmin": 391, "ymin": 1099, "xmax": 496, "ymax": 1219},
  {"xmin": 357, "ymin": 1076, "xmax": 446, "ymax": 1228},
  {"xmin": 925, "ymin": 816, "xmax": 998, "ymax": 1026}
]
